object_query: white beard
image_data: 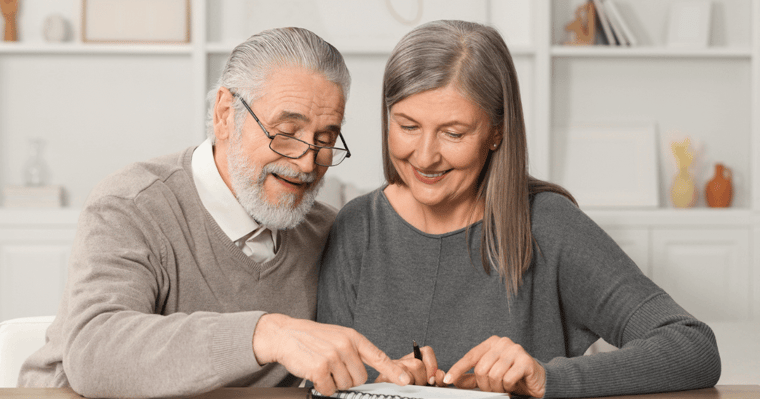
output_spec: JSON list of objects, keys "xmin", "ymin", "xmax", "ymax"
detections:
[{"xmin": 226, "ymin": 133, "xmax": 324, "ymax": 230}]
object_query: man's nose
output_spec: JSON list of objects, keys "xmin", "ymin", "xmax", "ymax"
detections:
[{"xmin": 288, "ymin": 146, "xmax": 318, "ymax": 175}]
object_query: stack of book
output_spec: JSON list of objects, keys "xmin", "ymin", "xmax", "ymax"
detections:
[
  {"xmin": 3, "ymin": 185, "xmax": 63, "ymax": 208},
  {"xmin": 593, "ymin": 0, "xmax": 637, "ymax": 46}
]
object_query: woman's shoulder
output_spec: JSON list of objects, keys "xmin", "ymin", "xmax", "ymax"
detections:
[
  {"xmin": 529, "ymin": 191, "xmax": 591, "ymax": 236},
  {"xmin": 531, "ymin": 191, "xmax": 579, "ymax": 217}
]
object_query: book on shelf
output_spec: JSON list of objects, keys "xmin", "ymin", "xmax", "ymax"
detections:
[
  {"xmin": 604, "ymin": 0, "xmax": 638, "ymax": 46},
  {"xmin": 592, "ymin": 0, "xmax": 619, "ymax": 45},
  {"xmin": 2, "ymin": 185, "xmax": 63, "ymax": 208}
]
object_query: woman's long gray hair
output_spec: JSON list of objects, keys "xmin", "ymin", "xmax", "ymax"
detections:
[
  {"xmin": 381, "ymin": 20, "xmax": 575, "ymax": 296},
  {"xmin": 206, "ymin": 27, "xmax": 351, "ymax": 142}
]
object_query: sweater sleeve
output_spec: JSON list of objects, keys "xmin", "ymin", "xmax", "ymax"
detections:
[
  {"xmin": 60, "ymin": 194, "xmax": 265, "ymax": 398},
  {"xmin": 532, "ymin": 194, "xmax": 721, "ymax": 398}
]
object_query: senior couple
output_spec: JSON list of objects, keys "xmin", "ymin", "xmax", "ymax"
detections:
[{"xmin": 19, "ymin": 22, "xmax": 720, "ymax": 398}]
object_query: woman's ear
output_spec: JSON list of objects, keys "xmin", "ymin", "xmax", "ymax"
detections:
[
  {"xmin": 491, "ymin": 126, "xmax": 504, "ymax": 150},
  {"xmin": 213, "ymin": 87, "xmax": 235, "ymax": 142}
]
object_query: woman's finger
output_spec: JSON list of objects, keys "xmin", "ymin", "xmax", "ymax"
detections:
[
  {"xmin": 375, "ymin": 358, "xmax": 426, "ymax": 385},
  {"xmin": 453, "ymin": 373, "xmax": 477, "ymax": 389},
  {"xmin": 486, "ymin": 355, "xmax": 511, "ymax": 393},
  {"xmin": 444, "ymin": 339, "xmax": 491, "ymax": 385},
  {"xmin": 419, "ymin": 346, "xmax": 439, "ymax": 384},
  {"xmin": 473, "ymin": 347, "xmax": 501, "ymax": 392}
]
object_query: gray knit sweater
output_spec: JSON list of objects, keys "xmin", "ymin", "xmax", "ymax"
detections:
[
  {"xmin": 317, "ymin": 188, "xmax": 721, "ymax": 398},
  {"xmin": 18, "ymin": 147, "xmax": 336, "ymax": 398}
]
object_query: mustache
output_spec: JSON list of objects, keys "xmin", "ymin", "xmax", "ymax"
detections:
[{"xmin": 260, "ymin": 163, "xmax": 317, "ymax": 184}]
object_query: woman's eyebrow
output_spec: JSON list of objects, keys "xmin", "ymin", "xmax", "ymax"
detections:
[{"xmin": 392, "ymin": 111, "xmax": 474, "ymax": 129}]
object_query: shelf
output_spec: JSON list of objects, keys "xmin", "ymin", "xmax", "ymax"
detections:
[
  {"xmin": 0, "ymin": 43, "xmax": 193, "ymax": 55},
  {"xmin": 551, "ymin": 46, "xmax": 753, "ymax": 58},
  {"xmin": 0, "ymin": 208, "xmax": 80, "ymax": 226},
  {"xmin": 205, "ymin": 42, "xmax": 536, "ymax": 57},
  {"xmin": 584, "ymin": 208, "xmax": 754, "ymax": 227}
]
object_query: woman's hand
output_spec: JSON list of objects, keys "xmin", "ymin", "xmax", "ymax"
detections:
[
  {"xmin": 443, "ymin": 336, "xmax": 546, "ymax": 397},
  {"xmin": 376, "ymin": 345, "xmax": 446, "ymax": 386}
]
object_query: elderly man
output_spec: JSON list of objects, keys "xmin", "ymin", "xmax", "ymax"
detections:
[{"xmin": 18, "ymin": 27, "xmax": 409, "ymax": 398}]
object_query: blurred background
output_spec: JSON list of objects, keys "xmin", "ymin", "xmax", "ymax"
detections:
[{"xmin": 0, "ymin": 0, "xmax": 758, "ymax": 385}]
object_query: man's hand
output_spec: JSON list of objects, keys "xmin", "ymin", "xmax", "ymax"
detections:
[
  {"xmin": 252, "ymin": 314, "xmax": 412, "ymax": 396},
  {"xmin": 444, "ymin": 336, "xmax": 546, "ymax": 397},
  {"xmin": 375, "ymin": 345, "xmax": 446, "ymax": 386}
]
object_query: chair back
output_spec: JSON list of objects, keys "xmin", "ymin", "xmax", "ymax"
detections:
[{"xmin": 0, "ymin": 316, "xmax": 55, "ymax": 387}]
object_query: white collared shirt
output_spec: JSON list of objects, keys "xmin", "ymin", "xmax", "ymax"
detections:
[{"xmin": 191, "ymin": 139, "xmax": 278, "ymax": 263}]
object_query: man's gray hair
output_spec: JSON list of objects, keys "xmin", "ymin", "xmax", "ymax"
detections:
[{"xmin": 206, "ymin": 27, "xmax": 351, "ymax": 142}]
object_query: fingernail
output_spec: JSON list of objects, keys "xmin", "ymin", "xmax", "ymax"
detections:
[
  {"xmin": 428, "ymin": 376, "xmax": 435, "ymax": 385},
  {"xmin": 400, "ymin": 373, "xmax": 411, "ymax": 385},
  {"xmin": 443, "ymin": 374, "xmax": 452, "ymax": 384}
]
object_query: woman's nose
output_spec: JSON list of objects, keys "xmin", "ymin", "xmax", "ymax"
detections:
[{"xmin": 414, "ymin": 132, "xmax": 442, "ymax": 167}]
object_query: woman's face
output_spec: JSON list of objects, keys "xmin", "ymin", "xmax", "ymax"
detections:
[{"xmin": 387, "ymin": 85, "xmax": 498, "ymax": 210}]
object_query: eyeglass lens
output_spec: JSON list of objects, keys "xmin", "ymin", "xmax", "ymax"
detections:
[{"xmin": 271, "ymin": 135, "xmax": 347, "ymax": 167}]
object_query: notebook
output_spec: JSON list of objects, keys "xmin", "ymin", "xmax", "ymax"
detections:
[{"xmin": 310, "ymin": 382, "xmax": 509, "ymax": 399}]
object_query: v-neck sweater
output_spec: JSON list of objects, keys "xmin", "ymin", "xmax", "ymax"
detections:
[{"xmin": 19, "ymin": 146, "xmax": 336, "ymax": 398}]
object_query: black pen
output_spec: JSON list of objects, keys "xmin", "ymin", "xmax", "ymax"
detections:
[
  {"xmin": 413, "ymin": 340, "xmax": 431, "ymax": 386},
  {"xmin": 413, "ymin": 340, "xmax": 423, "ymax": 361}
]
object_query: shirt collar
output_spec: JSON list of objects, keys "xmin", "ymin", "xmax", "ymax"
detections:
[{"xmin": 191, "ymin": 139, "xmax": 278, "ymax": 244}]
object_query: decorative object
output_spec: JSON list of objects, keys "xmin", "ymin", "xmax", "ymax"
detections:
[
  {"xmin": 23, "ymin": 138, "xmax": 50, "ymax": 187},
  {"xmin": 82, "ymin": 0, "xmax": 190, "ymax": 43},
  {"xmin": 553, "ymin": 124, "xmax": 659, "ymax": 208},
  {"xmin": 565, "ymin": 1, "xmax": 596, "ymax": 45},
  {"xmin": 605, "ymin": 0, "xmax": 637, "ymax": 46},
  {"xmin": 1, "ymin": 0, "xmax": 18, "ymax": 41},
  {"xmin": 43, "ymin": 14, "xmax": 70, "ymax": 42},
  {"xmin": 669, "ymin": 138, "xmax": 697, "ymax": 208},
  {"xmin": 705, "ymin": 163, "xmax": 732, "ymax": 207},
  {"xmin": 667, "ymin": 1, "xmax": 712, "ymax": 48},
  {"xmin": 3, "ymin": 138, "xmax": 63, "ymax": 208}
]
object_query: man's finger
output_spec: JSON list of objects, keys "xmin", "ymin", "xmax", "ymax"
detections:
[
  {"xmin": 356, "ymin": 335, "xmax": 412, "ymax": 385},
  {"xmin": 338, "ymin": 348, "xmax": 369, "ymax": 388},
  {"xmin": 444, "ymin": 341, "xmax": 490, "ymax": 384},
  {"xmin": 312, "ymin": 373, "xmax": 338, "ymax": 398}
]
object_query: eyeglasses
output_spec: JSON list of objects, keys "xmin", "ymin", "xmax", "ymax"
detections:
[{"xmin": 231, "ymin": 91, "xmax": 351, "ymax": 167}]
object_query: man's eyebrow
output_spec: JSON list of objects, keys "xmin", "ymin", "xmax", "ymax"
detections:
[
  {"xmin": 274, "ymin": 110, "xmax": 342, "ymax": 135},
  {"xmin": 273, "ymin": 110, "xmax": 309, "ymax": 123}
]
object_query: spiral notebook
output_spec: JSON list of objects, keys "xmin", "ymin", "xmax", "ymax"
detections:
[{"xmin": 310, "ymin": 382, "xmax": 509, "ymax": 399}]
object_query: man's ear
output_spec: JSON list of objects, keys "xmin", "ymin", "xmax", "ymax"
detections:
[{"xmin": 213, "ymin": 87, "xmax": 235, "ymax": 142}]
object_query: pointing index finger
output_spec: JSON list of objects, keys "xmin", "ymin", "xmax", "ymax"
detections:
[
  {"xmin": 356, "ymin": 334, "xmax": 412, "ymax": 386},
  {"xmin": 444, "ymin": 341, "xmax": 490, "ymax": 384}
]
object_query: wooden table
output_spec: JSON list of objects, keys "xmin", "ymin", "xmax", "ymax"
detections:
[{"xmin": 0, "ymin": 385, "xmax": 757, "ymax": 398}]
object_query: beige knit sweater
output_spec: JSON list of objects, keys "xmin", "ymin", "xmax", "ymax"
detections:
[{"xmin": 19, "ymin": 147, "xmax": 336, "ymax": 398}]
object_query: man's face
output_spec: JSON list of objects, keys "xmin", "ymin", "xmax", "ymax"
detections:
[{"xmin": 214, "ymin": 67, "xmax": 345, "ymax": 229}]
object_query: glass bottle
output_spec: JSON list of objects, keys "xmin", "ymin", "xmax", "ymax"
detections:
[{"xmin": 23, "ymin": 138, "xmax": 49, "ymax": 187}]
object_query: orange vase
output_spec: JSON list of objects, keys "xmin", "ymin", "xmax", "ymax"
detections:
[{"xmin": 705, "ymin": 163, "xmax": 732, "ymax": 208}]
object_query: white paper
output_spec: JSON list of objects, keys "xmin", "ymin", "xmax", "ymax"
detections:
[{"xmin": 315, "ymin": 382, "xmax": 509, "ymax": 399}]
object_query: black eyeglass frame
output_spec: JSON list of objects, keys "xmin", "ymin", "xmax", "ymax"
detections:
[{"xmin": 231, "ymin": 91, "xmax": 351, "ymax": 167}]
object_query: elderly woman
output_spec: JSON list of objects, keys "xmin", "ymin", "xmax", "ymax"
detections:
[{"xmin": 317, "ymin": 20, "xmax": 720, "ymax": 398}]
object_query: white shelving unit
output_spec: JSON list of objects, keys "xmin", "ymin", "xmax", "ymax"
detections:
[{"xmin": 1, "ymin": 0, "xmax": 759, "ymax": 383}]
